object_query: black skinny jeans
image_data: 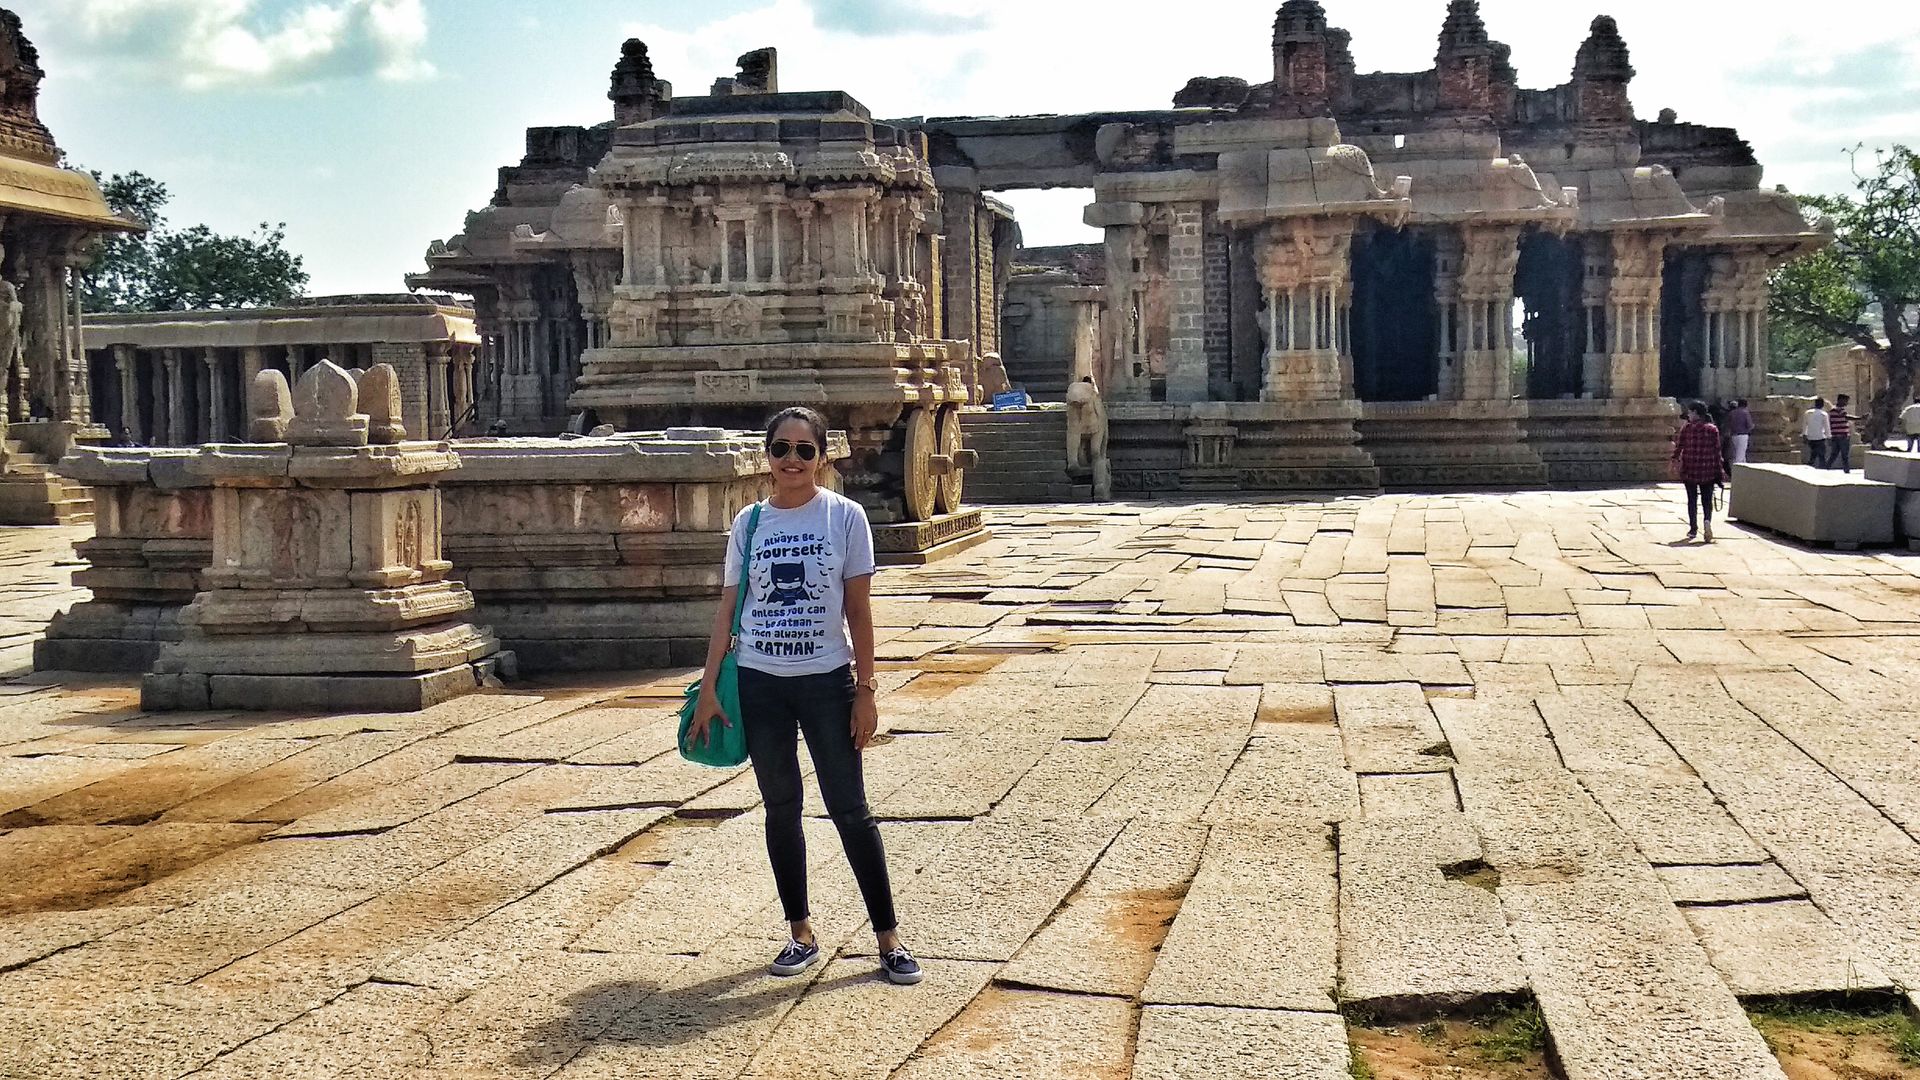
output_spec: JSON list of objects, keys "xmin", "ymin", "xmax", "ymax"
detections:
[
  {"xmin": 1684, "ymin": 481, "xmax": 1716, "ymax": 532},
  {"xmin": 737, "ymin": 664, "xmax": 897, "ymax": 934}
]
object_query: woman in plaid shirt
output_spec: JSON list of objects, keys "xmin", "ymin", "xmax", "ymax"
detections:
[{"xmin": 1671, "ymin": 400, "xmax": 1729, "ymax": 542}]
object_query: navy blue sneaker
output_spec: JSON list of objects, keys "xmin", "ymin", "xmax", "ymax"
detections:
[
  {"xmin": 770, "ymin": 938, "xmax": 819, "ymax": 976},
  {"xmin": 881, "ymin": 946, "xmax": 922, "ymax": 985}
]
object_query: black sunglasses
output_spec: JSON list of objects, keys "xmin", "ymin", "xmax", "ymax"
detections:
[{"xmin": 768, "ymin": 439, "xmax": 819, "ymax": 461}]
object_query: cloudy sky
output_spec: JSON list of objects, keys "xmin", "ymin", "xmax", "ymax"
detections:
[{"xmin": 19, "ymin": 0, "xmax": 1920, "ymax": 297}]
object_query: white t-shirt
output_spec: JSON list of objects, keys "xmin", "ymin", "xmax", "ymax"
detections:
[
  {"xmin": 1802, "ymin": 408, "xmax": 1831, "ymax": 440},
  {"xmin": 724, "ymin": 489, "xmax": 876, "ymax": 676}
]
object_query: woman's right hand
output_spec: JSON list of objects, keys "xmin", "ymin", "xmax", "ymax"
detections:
[{"xmin": 687, "ymin": 688, "xmax": 730, "ymax": 748}]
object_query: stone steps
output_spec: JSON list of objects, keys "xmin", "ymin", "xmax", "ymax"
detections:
[
  {"xmin": 0, "ymin": 442, "xmax": 95, "ymax": 526},
  {"xmin": 960, "ymin": 409, "xmax": 1085, "ymax": 505}
]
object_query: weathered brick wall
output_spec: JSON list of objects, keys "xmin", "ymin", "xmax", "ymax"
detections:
[
  {"xmin": 373, "ymin": 342, "xmax": 430, "ymax": 438},
  {"xmin": 1202, "ymin": 217, "xmax": 1232, "ymax": 402},
  {"xmin": 1164, "ymin": 204, "xmax": 1207, "ymax": 402}
]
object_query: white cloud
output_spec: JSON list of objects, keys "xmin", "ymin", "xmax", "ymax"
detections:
[{"xmin": 61, "ymin": 0, "xmax": 433, "ymax": 89}]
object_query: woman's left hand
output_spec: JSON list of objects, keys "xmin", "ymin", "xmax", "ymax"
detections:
[{"xmin": 851, "ymin": 691, "xmax": 879, "ymax": 752}]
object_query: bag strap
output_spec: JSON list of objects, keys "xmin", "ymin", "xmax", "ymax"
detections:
[{"xmin": 729, "ymin": 502, "xmax": 764, "ymax": 639}]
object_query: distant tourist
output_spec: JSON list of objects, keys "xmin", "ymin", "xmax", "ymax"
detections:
[
  {"xmin": 685, "ymin": 406, "xmax": 922, "ymax": 987},
  {"xmin": 1827, "ymin": 394, "xmax": 1856, "ymax": 472},
  {"xmin": 1903, "ymin": 393, "xmax": 1920, "ymax": 453},
  {"xmin": 1801, "ymin": 397, "xmax": 1831, "ymax": 466},
  {"xmin": 1725, "ymin": 398, "xmax": 1753, "ymax": 465},
  {"xmin": 1672, "ymin": 399, "xmax": 1728, "ymax": 543}
]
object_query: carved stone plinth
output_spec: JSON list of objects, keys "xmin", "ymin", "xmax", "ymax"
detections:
[
  {"xmin": 1357, "ymin": 400, "xmax": 1548, "ymax": 489},
  {"xmin": 1109, "ymin": 401, "xmax": 1379, "ymax": 494},
  {"xmin": 440, "ymin": 428, "xmax": 829, "ymax": 672},
  {"xmin": 143, "ymin": 363, "xmax": 502, "ymax": 712},
  {"xmin": 37, "ymin": 447, "xmax": 212, "ymax": 671}
]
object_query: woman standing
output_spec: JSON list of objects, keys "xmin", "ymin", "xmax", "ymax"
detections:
[
  {"xmin": 687, "ymin": 407, "xmax": 921, "ymax": 986},
  {"xmin": 1672, "ymin": 399, "xmax": 1729, "ymax": 543}
]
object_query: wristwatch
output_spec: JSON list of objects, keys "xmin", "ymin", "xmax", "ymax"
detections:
[{"xmin": 855, "ymin": 676, "xmax": 879, "ymax": 694}]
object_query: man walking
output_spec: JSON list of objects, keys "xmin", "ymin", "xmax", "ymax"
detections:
[
  {"xmin": 1802, "ymin": 397, "xmax": 1830, "ymax": 466},
  {"xmin": 1902, "ymin": 393, "xmax": 1920, "ymax": 453},
  {"xmin": 1828, "ymin": 395, "xmax": 1856, "ymax": 472},
  {"xmin": 1725, "ymin": 398, "xmax": 1753, "ymax": 465}
]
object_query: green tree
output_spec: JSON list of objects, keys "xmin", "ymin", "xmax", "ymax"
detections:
[
  {"xmin": 1769, "ymin": 145, "xmax": 1920, "ymax": 445},
  {"xmin": 80, "ymin": 169, "xmax": 308, "ymax": 313}
]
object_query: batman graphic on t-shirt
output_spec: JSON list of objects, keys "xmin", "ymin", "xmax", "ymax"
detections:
[{"xmin": 768, "ymin": 561, "xmax": 809, "ymax": 606}]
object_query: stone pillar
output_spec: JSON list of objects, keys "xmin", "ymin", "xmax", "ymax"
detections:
[
  {"xmin": 1580, "ymin": 243, "xmax": 1612, "ymax": 398},
  {"xmin": 1165, "ymin": 202, "xmax": 1209, "ymax": 403},
  {"xmin": 156, "ymin": 350, "xmax": 182, "ymax": 445},
  {"xmin": 241, "ymin": 346, "xmax": 265, "ymax": 389},
  {"xmin": 1456, "ymin": 225, "xmax": 1523, "ymax": 401},
  {"xmin": 450, "ymin": 345, "xmax": 475, "ymax": 434},
  {"xmin": 426, "ymin": 341, "xmax": 453, "ymax": 438},
  {"xmin": 1433, "ymin": 231, "xmax": 1464, "ymax": 399},
  {"xmin": 114, "ymin": 346, "xmax": 143, "ymax": 444},
  {"xmin": 1702, "ymin": 250, "xmax": 1771, "ymax": 404},
  {"xmin": 203, "ymin": 348, "xmax": 227, "ymax": 442},
  {"xmin": 1605, "ymin": 233, "xmax": 1669, "ymax": 399},
  {"xmin": 1256, "ymin": 216, "xmax": 1355, "ymax": 402}
]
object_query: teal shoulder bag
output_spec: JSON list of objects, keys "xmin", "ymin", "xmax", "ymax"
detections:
[{"xmin": 677, "ymin": 502, "xmax": 762, "ymax": 767}]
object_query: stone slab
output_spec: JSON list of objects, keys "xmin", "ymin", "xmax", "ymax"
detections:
[
  {"xmin": 1861, "ymin": 449, "xmax": 1920, "ymax": 488},
  {"xmin": 881, "ymin": 816, "xmax": 1122, "ymax": 962},
  {"xmin": 1684, "ymin": 900, "xmax": 1893, "ymax": 997},
  {"xmin": 888, "ymin": 986, "xmax": 1135, "ymax": 1080},
  {"xmin": 1200, "ymin": 730, "xmax": 1357, "ymax": 825},
  {"xmin": 1337, "ymin": 815, "xmax": 1527, "ymax": 1011},
  {"xmin": 1000, "ymin": 820, "xmax": 1206, "ymax": 996},
  {"xmin": 1133, "ymin": 1005, "xmax": 1349, "ymax": 1080},
  {"xmin": 1657, "ymin": 863, "xmax": 1808, "ymax": 906},
  {"xmin": 1144, "ymin": 824, "xmax": 1336, "ymax": 1012},
  {"xmin": 739, "ymin": 958, "xmax": 997, "ymax": 1080}
]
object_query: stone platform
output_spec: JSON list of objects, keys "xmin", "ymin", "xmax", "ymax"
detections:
[{"xmin": 5, "ymin": 488, "xmax": 1920, "ymax": 1079}]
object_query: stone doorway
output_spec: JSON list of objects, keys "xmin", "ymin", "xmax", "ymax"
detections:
[
  {"xmin": 1350, "ymin": 223, "xmax": 1438, "ymax": 401},
  {"xmin": 1515, "ymin": 229, "xmax": 1585, "ymax": 399}
]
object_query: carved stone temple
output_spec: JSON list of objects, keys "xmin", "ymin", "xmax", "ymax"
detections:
[
  {"xmin": 0, "ymin": 9, "xmax": 141, "ymax": 523},
  {"xmin": 418, "ymin": 1, "xmax": 1825, "ymax": 494}
]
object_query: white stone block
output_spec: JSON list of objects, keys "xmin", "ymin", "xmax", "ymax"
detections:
[{"xmin": 1728, "ymin": 463, "xmax": 1896, "ymax": 546}]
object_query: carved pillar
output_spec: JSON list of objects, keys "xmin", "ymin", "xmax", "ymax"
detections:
[
  {"xmin": 1605, "ymin": 232, "xmax": 1668, "ymax": 399},
  {"xmin": 1433, "ymin": 231, "xmax": 1464, "ymax": 399},
  {"xmin": 767, "ymin": 200, "xmax": 786, "ymax": 284},
  {"xmin": 1702, "ymin": 250, "xmax": 1771, "ymax": 403},
  {"xmin": 1456, "ymin": 225, "xmax": 1523, "ymax": 402},
  {"xmin": 203, "ymin": 348, "xmax": 226, "ymax": 442},
  {"xmin": 451, "ymin": 345, "xmax": 475, "ymax": 433},
  {"xmin": 1256, "ymin": 217, "xmax": 1354, "ymax": 402},
  {"xmin": 156, "ymin": 350, "xmax": 182, "ymax": 445},
  {"xmin": 1579, "ymin": 243, "xmax": 1612, "ymax": 397},
  {"xmin": 424, "ymin": 341, "xmax": 452, "ymax": 438},
  {"xmin": 620, "ymin": 197, "xmax": 641, "ymax": 286},
  {"xmin": 114, "ymin": 345, "xmax": 142, "ymax": 443}
]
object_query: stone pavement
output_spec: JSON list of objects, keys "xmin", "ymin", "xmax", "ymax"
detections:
[{"xmin": 4, "ymin": 488, "xmax": 1920, "ymax": 1080}]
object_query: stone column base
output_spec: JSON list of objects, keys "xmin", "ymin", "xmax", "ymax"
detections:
[{"xmin": 143, "ymin": 656, "xmax": 509, "ymax": 713}]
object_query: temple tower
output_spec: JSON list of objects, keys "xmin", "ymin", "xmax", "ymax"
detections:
[
  {"xmin": 609, "ymin": 39, "xmax": 669, "ymax": 126},
  {"xmin": 1571, "ymin": 16, "xmax": 1636, "ymax": 125},
  {"xmin": 1434, "ymin": 0, "xmax": 1495, "ymax": 116}
]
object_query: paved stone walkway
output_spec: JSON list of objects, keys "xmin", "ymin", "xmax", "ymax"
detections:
[{"xmin": 4, "ymin": 488, "xmax": 1920, "ymax": 1079}]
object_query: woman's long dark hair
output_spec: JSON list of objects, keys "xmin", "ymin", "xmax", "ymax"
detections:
[
  {"xmin": 764, "ymin": 406, "xmax": 829, "ymax": 449},
  {"xmin": 1685, "ymin": 399, "xmax": 1710, "ymax": 422}
]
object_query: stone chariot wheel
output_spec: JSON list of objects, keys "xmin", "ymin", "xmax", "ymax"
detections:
[
  {"xmin": 934, "ymin": 406, "xmax": 964, "ymax": 515},
  {"xmin": 900, "ymin": 406, "xmax": 939, "ymax": 522}
]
